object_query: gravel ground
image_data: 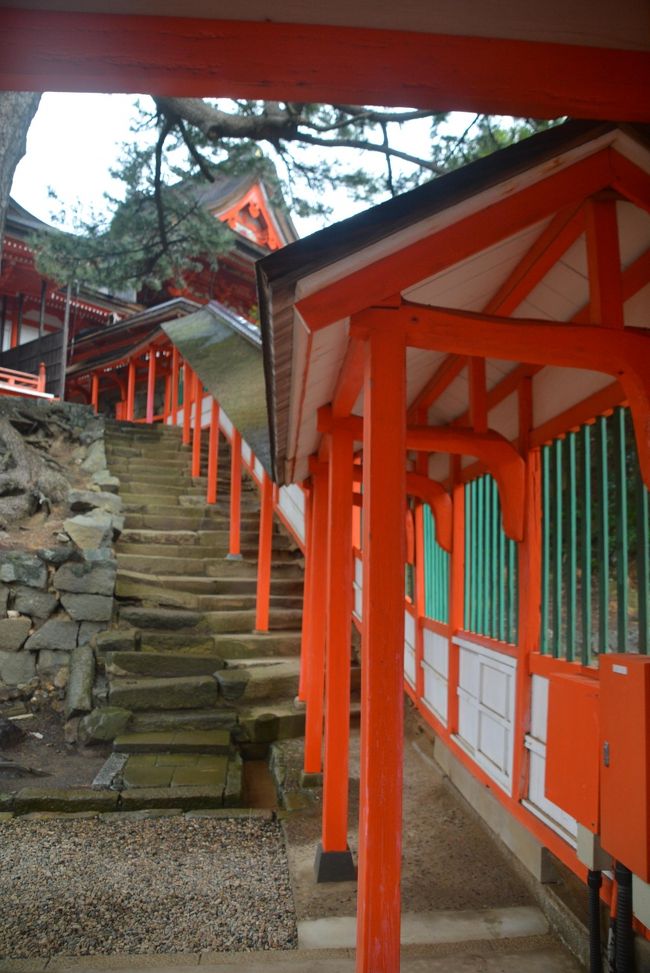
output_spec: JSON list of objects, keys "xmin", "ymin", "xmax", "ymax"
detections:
[{"xmin": 0, "ymin": 816, "xmax": 297, "ymax": 958}]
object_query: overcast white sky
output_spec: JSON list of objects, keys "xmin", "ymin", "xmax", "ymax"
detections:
[{"xmin": 11, "ymin": 93, "xmax": 469, "ymax": 239}]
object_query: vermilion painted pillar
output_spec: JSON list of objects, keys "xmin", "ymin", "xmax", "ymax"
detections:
[
  {"xmin": 146, "ymin": 347, "xmax": 156, "ymax": 423},
  {"xmin": 163, "ymin": 372, "xmax": 171, "ymax": 423},
  {"xmin": 316, "ymin": 421, "xmax": 356, "ymax": 882},
  {"xmin": 126, "ymin": 359, "xmax": 136, "ymax": 422},
  {"xmin": 90, "ymin": 373, "xmax": 99, "ymax": 414},
  {"xmin": 192, "ymin": 371, "xmax": 202, "ymax": 477},
  {"xmin": 182, "ymin": 364, "xmax": 192, "ymax": 446},
  {"xmin": 228, "ymin": 428, "xmax": 242, "ymax": 559},
  {"xmin": 356, "ymin": 321, "xmax": 406, "ymax": 973},
  {"xmin": 207, "ymin": 399, "xmax": 220, "ymax": 504},
  {"xmin": 171, "ymin": 347, "xmax": 180, "ymax": 426},
  {"xmin": 297, "ymin": 483, "xmax": 314, "ymax": 703},
  {"xmin": 255, "ymin": 471, "xmax": 274, "ymax": 632},
  {"xmin": 303, "ymin": 460, "xmax": 329, "ymax": 775}
]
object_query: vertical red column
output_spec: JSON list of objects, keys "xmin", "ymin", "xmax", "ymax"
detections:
[
  {"xmin": 145, "ymin": 347, "xmax": 156, "ymax": 424},
  {"xmin": 255, "ymin": 471, "xmax": 274, "ymax": 632},
  {"xmin": 171, "ymin": 347, "xmax": 180, "ymax": 426},
  {"xmin": 163, "ymin": 372, "xmax": 171, "ymax": 424},
  {"xmin": 228, "ymin": 428, "xmax": 242, "ymax": 559},
  {"xmin": 207, "ymin": 399, "xmax": 220, "ymax": 504},
  {"xmin": 182, "ymin": 364, "xmax": 192, "ymax": 446},
  {"xmin": 192, "ymin": 371, "xmax": 202, "ymax": 478},
  {"xmin": 303, "ymin": 460, "xmax": 329, "ymax": 774},
  {"xmin": 37, "ymin": 362, "xmax": 47, "ymax": 394},
  {"xmin": 356, "ymin": 321, "xmax": 406, "ymax": 973},
  {"xmin": 316, "ymin": 421, "xmax": 356, "ymax": 881},
  {"xmin": 90, "ymin": 373, "xmax": 99, "ymax": 414},
  {"xmin": 297, "ymin": 483, "xmax": 314, "ymax": 703},
  {"xmin": 126, "ymin": 359, "xmax": 136, "ymax": 422}
]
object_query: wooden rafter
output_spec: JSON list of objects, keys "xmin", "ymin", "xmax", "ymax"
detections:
[
  {"xmin": 297, "ymin": 149, "xmax": 613, "ymax": 332},
  {"xmin": 354, "ymin": 302, "xmax": 650, "ymax": 488}
]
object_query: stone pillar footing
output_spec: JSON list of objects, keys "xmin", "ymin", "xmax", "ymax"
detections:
[{"xmin": 314, "ymin": 842, "xmax": 357, "ymax": 883}]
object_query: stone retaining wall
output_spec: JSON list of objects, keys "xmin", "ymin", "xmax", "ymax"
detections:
[{"xmin": 0, "ymin": 401, "xmax": 121, "ymax": 712}]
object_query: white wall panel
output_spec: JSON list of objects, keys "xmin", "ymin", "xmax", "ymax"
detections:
[
  {"xmin": 277, "ymin": 483, "xmax": 305, "ymax": 544},
  {"xmin": 453, "ymin": 637, "xmax": 516, "ymax": 794},
  {"xmin": 421, "ymin": 628, "xmax": 449, "ymax": 725}
]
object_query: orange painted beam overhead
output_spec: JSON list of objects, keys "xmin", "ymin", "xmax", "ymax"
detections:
[
  {"xmin": 407, "ymin": 425, "xmax": 525, "ymax": 541},
  {"xmin": 1, "ymin": 10, "xmax": 649, "ymax": 121}
]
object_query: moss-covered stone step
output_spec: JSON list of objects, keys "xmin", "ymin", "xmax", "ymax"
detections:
[
  {"xmin": 104, "ymin": 651, "xmax": 225, "ymax": 678},
  {"xmin": 202, "ymin": 608, "xmax": 303, "ymax": 633},
  {"xmin": 129, "ymin": 707, "xmax": 238, "ymax": 734},
  {"xmin": 214, "ymin": 632, "xmax": 302, "ymax": 658},
  {"xmin": 116, "ymin": 572, "xmax": 219, "ymax": 595},
  {"xmin": 195, "ymin": 593, "xmax": 303, "ymax": 612},
  {"xmin": 117, "ymin": 605, "xmax": 205, "ymax": 630},
  {"xmin": 114, "ymin": 728, "xmax": 231, "ymax": 754},
  {"xmin": 236, "ymin": 702, "xmax": 306, "ymax": 745},
  {"xmin": 215, "ymin": 659, "xmax": 300, "ymax": 702},
  {"xmin": 109, "ymin": 674, "xmax": 219, "ymax": 711},
  {"xmin": 119, "ymin": 751, "xmax": 229, "ymax": 789},
  {"xmin": 7, "ymin": 787, "xmax": 119, "ymax": 814}
]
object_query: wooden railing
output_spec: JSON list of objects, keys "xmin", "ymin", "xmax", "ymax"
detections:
[{"xmin": 0, "ymin": 362, "xmax": 51, "ymax": 397}]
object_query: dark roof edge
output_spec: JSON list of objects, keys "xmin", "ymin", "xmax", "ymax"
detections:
[{"xmin": 257, "ymin": 120, "xmax": 650, "ymax": 290}]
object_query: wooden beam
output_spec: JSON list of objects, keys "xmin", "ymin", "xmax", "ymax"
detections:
[
  {"xmin": 585, "ymin": 196, "xmax": 624, "ymax": 327},
  {"xmin": 406, "ymin": 472, "xmax": 453, "ymax": 553},
  {"xmin": 407, "ymin": 425, "xmax": 525, "ymax": 541},
  {"xmin": 331, "ymin": 337, "xmax": 365, "ymax": 419},
  {"xmin": 469, "ymin": 357, "xmax": 487, "ymax": 433},
  {"xmin": 393, "ymin": 303, "xmax": 650, "ymax": 486},
  {"xmin": 3, "ymin": 10, "xmax": 649, "ymax": 121},
  {"xmin": 298, "ymin": 150, "xmax": 613, "ymax": 331},
  {"xmin": 610, "ymin": 149, "xmax": 650, "ymax": 215}
]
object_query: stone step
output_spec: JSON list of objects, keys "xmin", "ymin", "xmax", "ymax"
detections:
[
  {"xmin": 113, "ymin": 728, "xmax": 231, "ymax": 754},
  {"xmin": 97, "ymin": 629, "xmax": 219, "ymax": 653},
  {"xmin": 124, "ymin": 516, "xmax": 290, "ymax": 535},
  {"xmin": 215, "ymin": 659, "xmax": 300, "ymax": 703},
  {"xmin": 116, "ymin": 574, "xmax": 298, "ymax": 611},
  {"xmin": 104, "ymin": 651, "xmax": 225, "ymax": 678},
  {"xmin": 129, "ymin": 707, "xmax": 238, "ymax": 734},
  {"xmin": 118, "ymin": 605, "xmax": 205, "ymax": 630},
  {"xmin": 119, "ymin": 506, "xmax": 260, "ymax": 526},
  {"xmin": 97, "ymin": 628, "xmax": 302, "ymax": 657},
  {"xmin": 120, "ymin": 482, "xmax": 209, "ymax": 497},
  {"xmin": 202, "ymin": 608, "xmax": 303, "ymax": 633},
  {"xmin": 237, "ymin": 702, "xmax": 306, "ymax": 746},
  {"xmin": 116, "ymin": 547, "xmax": 304, "ymax": 577},
  {"xmin": 108, "ymin": 674, "xmax": 220, "ymax": 711},
  {"xmin": 118, "ymin": 528, "xmax": 266, "ymax": 547}
]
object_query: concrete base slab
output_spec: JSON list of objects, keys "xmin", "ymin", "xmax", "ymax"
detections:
[
  {"xmin": 23, "ymin": 943, "xmax": 584, "ymax": 973},
  {"xmin": 313, "ymin": 842, "xmax": 357, "ymax": 883},
  {"xmin": 298, "ymin": 905, "xmax": 548, "ymax": 949}
]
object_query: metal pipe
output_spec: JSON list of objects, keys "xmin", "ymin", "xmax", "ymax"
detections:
[
  {"xmin": 614, "ymin": 862, "xmax": 634, "ymax": 973},
  {"xmin": 588, "ymin": 869, "xmax": 603, "ymax": 973}
]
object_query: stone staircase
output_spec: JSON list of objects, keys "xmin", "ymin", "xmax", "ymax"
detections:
[{"xmin": 89, "ymin": 418, "xmax": 307, "ymax": 809}]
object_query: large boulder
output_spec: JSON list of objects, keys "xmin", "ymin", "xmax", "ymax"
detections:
[
  {"xmin": 0, "ymin": 650, "xmax": 36, "ymax": 685},
  {"xmin": 79, "ymin": 706, "xmax": 132, "ymax": 743},
  {"xmin": 53, "ymin": 559, "xmax": 116, "ymax": 597},
  {"xmin": 25, "ymin": 618, "xmax": 79, "ymax": 651},
  {"xmin": 63, "ymin": 510, "xmax": 113, "ymax": 550},
  {"xmin": 0, "ymin": 617, "xmax": 31, "ymax": 651},
  {"xmin": 60, "ymin": 593, "xmax": 113, "ymax": 622},
  {"xmin": 68, "ymin": 489, "xmax": 122, "ymax": 517},
  {"xmin": 79, "ymin": 439, "xmax": 107, "ymax": 474},
  {"xmin": 0, "ymin": 552, "xmax": 47, "ymax": 589},
  {"xmin": 0, "ymin": 585, "xmax": 8, "ymax": 618},
  {"xmin": 12, "ymin": 586, "xmax": 58, "ymax": 621},
  {"xmin": 65, "ymin": 644, "xmax": 95, "ymax": 717}
]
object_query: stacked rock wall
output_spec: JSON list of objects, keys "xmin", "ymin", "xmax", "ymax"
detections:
[{"xmin": 0, "ymin": 400, "xmax": 121, "ymax": 706}]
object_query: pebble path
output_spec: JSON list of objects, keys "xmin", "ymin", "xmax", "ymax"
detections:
[{"xmin": 0, "ymin": 817, "xmax": 297, "ymax": 958}]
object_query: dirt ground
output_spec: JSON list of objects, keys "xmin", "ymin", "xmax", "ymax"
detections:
[
  {"xmin": 0, "ymin": 707, "xmax": 109, "ymax": 790},
  {"xmin": 282, "ymin": 701, "xmax": 534, "ymax": 921}
]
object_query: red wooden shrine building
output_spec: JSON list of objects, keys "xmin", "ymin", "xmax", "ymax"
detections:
[{"xmin": 1, "ymin": 5, "xmax": 650, "ymax": 973}]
